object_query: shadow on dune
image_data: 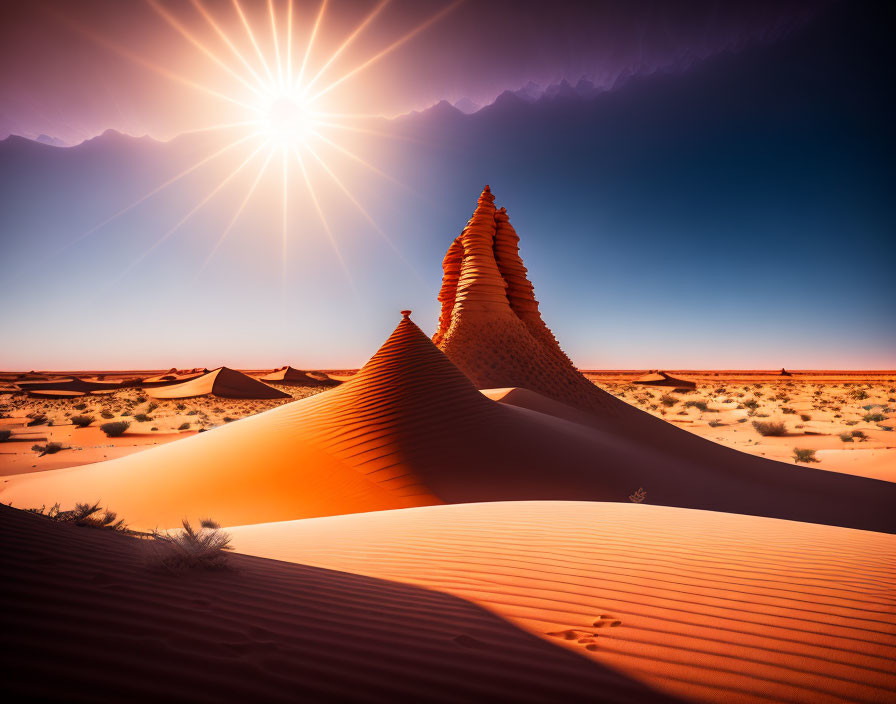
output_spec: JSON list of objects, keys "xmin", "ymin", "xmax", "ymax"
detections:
[{"xmin": 0, "ymin": 505, "xmax": 678, "ymax": 703}]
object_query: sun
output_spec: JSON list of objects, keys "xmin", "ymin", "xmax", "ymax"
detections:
[
  {"xmin": 63, "ymin": 0, "xmax": 464, "ymax": 288},
  {"xmin": 262, "ymin": 94, "xmax": 311, "ymax": 148}
]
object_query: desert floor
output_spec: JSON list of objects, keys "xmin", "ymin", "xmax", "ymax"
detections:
[
  {"xmin": 2, "ymin": 370, "xmax": 894, "ymax": 703},
  {"xmin": 3, "ymin": 371, "xmax": 893, "ymax": 481},
  {"xmin": 0, "ymin": 378, "xmax": 328, "ymax": 476},
  {"xmin": 586, "ymin": 371, "xmax": 896, "ymax": 483}
]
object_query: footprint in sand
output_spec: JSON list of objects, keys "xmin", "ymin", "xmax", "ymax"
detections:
[
  {"xmin": 547, "ymin": 616, "xmax": 621, "ymax": 651},
  {"xmin": 593, "ymin": 615, "xmax": 622, "ymax": 628}
]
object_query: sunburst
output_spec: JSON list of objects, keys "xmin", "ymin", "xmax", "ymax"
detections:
[{"xmin": 59, "ymin": 0, "xmax": 463, "ymax": 286}]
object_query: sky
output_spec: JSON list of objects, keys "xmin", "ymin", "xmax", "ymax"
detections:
[{"xmin": 1, "ymin": 0, "xmax": 893, "ymax": 370}]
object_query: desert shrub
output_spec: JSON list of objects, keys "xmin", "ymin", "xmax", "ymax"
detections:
[
  {"xmin": 850, "ymin": 430, "xmax": 867, "ymax": 441},
  {"xmin": 793, "ymin": 448, "xmax": 818, "ymax": 464},
  {"xmin": 149, "ymin": 518, "xmax": 232, "ymax": 571},
  {"xmin": 28, "ymin": 502, "xmax": 125, "ymax": 531},
  {"xmin": 32, "ymin": 442, "xmax": 64, "ymax": 456},
  {"xmin": 659, "ymin": 394, "xmax": 678, "ymax": 407},
  {"xmin": 839, "ymin": 432, "xmax": 854, "ymax": 442},
  {"xmin": 26, "ymin": 415, "xmax": 48, "ymax": 426},
  {"xmin": 800, "ymin": 414, "xmax": 812, "ymax": 422},
  {"xmin": 708, "ymin": 419, "xmax": 724, "ymax": 427},
  {"xmin": 146, "ymin": 402, "xmax": 158, "ymax": 413},
  {"xmin": 151, "ymin": 427, "xmax": 158, "ymax": 431},
  {"xmin": 684, "ymin": 400, "xmax": 708, "ymax": 411},
  {"xmin": 223, "ymin": 416, "xmax": 236, "ymax": 423},
  {"xmin": 0, "ymin": 429, "xmax": 11, "ymax": 442},
  {"xmin": 178, "ymin": 422, "xmax": 190, "ymax": 430},
  {"xmin": 752, "ymin": 420, "xmax": 787, "ymax": 436},
  {"xmin": 121, "ymin": 410, "xmax": 132, "ymax": 417},
  {"xmin": 864, "ymin": 413, "xmax": 886, "ymax": 423},
  {"xmin": 67, "ymin": 502, "xmax": 126, "ymax": 531},
  {"xmin": 743, "ymin": 399, "xmax": 760, "ymax": 410},
  {"xmin": 850, "ymin": 389, "xmax": 869, "ymax": 400},
  {"xmin": 73, "ymin": 402, "xmax": 87, "ymax": 410},
  {"xmin": 135, "ymin": 396, "xmax": 147, "ymax": 404},
  {"xmin": 737, "ymin": 417, "xmax": 747, "ymax": 423},
  {"xmin": 187, "ymin": 409, "xmax": 199, "ymax": 415},
  {"xmin": 844, "ymin": 420, "xmax": 859, "ymax": 426},
  {"xmin": 100, "ymin": 410, "xmax": 115, "ymax": 419},
  {"xmin": 781, "ymin": 407, "xmax": 796, "ymax": 414},
  {"xmin": 71, "ymin": 415, "xmax": 95, "ymax": 428},
  {"xmin": 176, "ymin": 403, "xmax": 186, "ymax": 410},
  {"xmin": 133, "ymin": 413, "xmax": 152, "ymax": 422},
  {"xmin": 100, "ymin": 421, "xmax": 130, "ymax": 437}
]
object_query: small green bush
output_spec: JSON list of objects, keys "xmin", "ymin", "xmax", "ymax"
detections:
[
  {"xmin": 684, "ymin": 400, "xmax": 708, "ymax": 411},
  {"xmin": 864, "ymin": 413, "xmax": 886, "ymax": 423},
  {"xmin": 839, "ymin": 432, "xmax": 853, "ymax": 442},
  {"xmin": 800, "ymin": 414, "xmax": 811, "ymax": 422},
  {"xmin": 178, "ymin": 422, "xmax": 190, "ymax": 430},
  {"xmin": 660, "ymin": 394, "xmax": 678, "ymax": 407},
  {"xmin": 134, "ymin": 413, "xmax": 152, "ymax": 422},
  {"xmin": 100, "ymin": 410, "xmax": 115, "ymax": 419},
  {"xmin": 71, "ymin": 415, "xmax": 95, "ymax": 428}
]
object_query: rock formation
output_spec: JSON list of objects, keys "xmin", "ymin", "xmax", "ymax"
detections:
[{"xmin": 433, "ymin": 185, "xmax": 616, "ymax": 415}]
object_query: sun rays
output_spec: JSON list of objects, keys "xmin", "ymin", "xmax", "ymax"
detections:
[{"xmin": 63, "ymin": 0, "xmax": 461, "ymax": 286}]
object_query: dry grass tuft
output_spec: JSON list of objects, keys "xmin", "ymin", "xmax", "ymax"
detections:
[{"xmin": 148, "ymin": 518, "xmax": 233, "ymax": 571}]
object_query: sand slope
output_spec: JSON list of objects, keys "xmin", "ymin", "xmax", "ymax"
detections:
[
  {"xmin": 3, "ymin": 317, "xmax": 896, "ymax": 532},
  {"xmin": 0, "ymin": 505, "xmax": 676, "ymax": 703},
  {"xmin": 229, "ymin": 500, "xmax": 896, "ymax": 704}
]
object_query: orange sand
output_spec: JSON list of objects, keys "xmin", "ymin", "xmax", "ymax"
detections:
[
  {"xmin": 1, "ymin": 504, "xmax": 673, "ymax": 703},
  {"xmin": 229, "ymin": 500, "xmax": 896, "ymax": 704}
]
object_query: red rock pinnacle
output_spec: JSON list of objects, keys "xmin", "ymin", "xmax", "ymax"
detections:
[{"xmin": 433, "ymin": 186, "xmax": 615, "ymax": 415}]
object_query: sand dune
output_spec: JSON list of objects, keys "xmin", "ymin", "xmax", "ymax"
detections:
[
  {"xmin": 146, "ymin": 366, "xmax": 289, "ymax": 400},
  {"xmin": 3, "ymin": 314, "xmax": 895, "ymax": 533},
  {"xmin": 0, "ymin": 505, "xmax": 675, "ymax": 703},
  {"xmin": 229, "ymin": 500, "xmax": 896, "ymax": 704},
  {"xmin": 633, "ymin": 371, "xmax": 697, "ymax": 390},
  {"xmin": 258, "ymin": 366, "xmax": 341, "ymax": 386}
]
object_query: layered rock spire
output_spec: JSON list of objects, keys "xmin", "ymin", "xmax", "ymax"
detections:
[{"xmin": 434, "ymin": 186, "xmax": 615, "ymax": 415}]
